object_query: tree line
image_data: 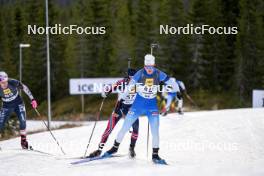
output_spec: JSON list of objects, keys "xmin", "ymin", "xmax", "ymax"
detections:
[{"xmin": 0, "ymin": 0, "xmax": 263, "ymax": 109}]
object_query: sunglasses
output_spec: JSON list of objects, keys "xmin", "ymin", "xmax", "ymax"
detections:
[
  {"xmin": 0, "ymin": 77, "xmax": 7, "ymax": 82},
  {"xmin": 144, "ymin": 66, "xmax": 154, "ymax": 70}
]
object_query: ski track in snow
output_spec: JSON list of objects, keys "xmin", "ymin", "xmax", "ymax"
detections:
[{"xmin": 0, "ymin": 108, "xmax": 264, "ymax": 176}]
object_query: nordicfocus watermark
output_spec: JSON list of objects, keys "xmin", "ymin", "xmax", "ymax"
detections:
[
  {"xmin": 80, "ymin": 82, "xmax": 175, "ymax": 94},
  {"xmin": 160, "ymin": 140, "xmax": 239, "ymax": 152},
  {"xmin": 28, "ymin": 24, "xmax": 106, "ymax": 35},
  {"xmin": 160, "ymin": 24, "xmax": 238, "ymax": 35}
]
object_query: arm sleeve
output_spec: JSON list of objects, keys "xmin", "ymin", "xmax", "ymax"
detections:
[
  {"xmin": 159, "ymin": 70, "xmax": 170, "ymax": 82},
  {"xmin": 181, "ymin": 82, "xmax": 186, "ymax": 91},
  {"xmin": 7, "ymin": 79, "xmax": 34, "ymax": 100},
  {"xmin": 20, "ymin": 83, "xmax": 35, "ymax": 100},
  {"xmin": 131, "ymin": 70, "xmax": 141, "ymax": 83},
  {"xmin": 118, "ymin": 71, "xmax": 141, "ymax": 100},
  {"xmin": 165, "ymin": 79, "xmax": 179, "ymax": 92},
  {"xmin": 162, "ymin": 75, "xmax": 180, "ymax": 93}
]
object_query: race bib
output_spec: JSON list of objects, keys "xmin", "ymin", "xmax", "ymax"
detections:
[
  {"xmin": 137, "ymin": 81, "xmax": 158, "ymax": 99},
  {"xmin": 123, "ymin": 93, "xmax": 137, "ymax": 104}
]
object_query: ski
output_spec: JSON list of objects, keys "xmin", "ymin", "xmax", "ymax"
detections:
[
  {"xmin": 22, "ymin": 146, "xmax": 55, "ymax": 156},
  {"xmin": 56, "ymin": 156, "xmax": 84, "ymax": 160},
  {"xmin": 1, "ymin": 147, "xmax": 55, "ymax": 156},
  {"xmin": 71, "ymin": 153, "xmax": 122, "ymax": 165}
]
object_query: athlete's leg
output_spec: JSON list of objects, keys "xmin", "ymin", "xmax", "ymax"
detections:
[
  {"xmin": 14, "ymin": 104, "xmax": 28, "ymax": 149},
  {"xmin": 88, "ymin": 111, "xmax": 122, "ymax": 158},
  {"xmin": 0, "ymin": 107, "xmax": 12, "ymax": 131},
  {"xmin": 161, "ymin": 94, "xmax": 173, "ymax": 116},
  {"xmin": 116, "ymin": 109, "xmax": 139, "ymax": 144},
  {"xmin": 14, "ymin": 104, "xmax": 26, "ymax": 132},
  {"xmin": 147, "ymin": 109, "xmax": 165, "ymax": 161},
  {"xmin": 165, "ymin": 95, "xmax": 173, "ymax": 111},
  {"xmin": 129, "ymin": 118, "xmax": 139, "ymax": 158},
  {"xmin": 177, "ymin": 99, "xmax": 183, "ymax": 113},
  {"xmin": 120, "ymin": 104, "xmax": 139, "ymax": 147},
  {"xmin": 147, "ymin": 110, "xmax": 160, "ymax": 149},
  {"xmin": 99, "ymin": 111, "xmax": 122, "ymax": 148},
  {"xmin": 130, "ymin": 119, "xmax": 139, "ymax": 147},
  {"xmin": 106, "ymin": 108, "xmax": 140, "ymax": 155}
]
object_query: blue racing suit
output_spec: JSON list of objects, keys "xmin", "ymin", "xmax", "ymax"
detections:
[
  {"xmin": 0, "ymin": 79, "xmax": 34, "ymax": 134},
  {"xmin": 115, "ymin": 68, "xmax": 179, "ymax": 148}
]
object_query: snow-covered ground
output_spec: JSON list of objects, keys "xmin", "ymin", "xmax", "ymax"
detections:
[
  {"xmin": 0, "ymin": 108, "xmax": 264, "ymax": 176},
  {"xmin": 26, "ymin": 120, "xmax": 89, "ymax": 132}
]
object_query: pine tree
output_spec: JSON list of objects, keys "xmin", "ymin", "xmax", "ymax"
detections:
[
  {"xmin": 108, "ymin": 0, "xmax": 134, "ymax": 75},
  {"xmin": 133, "ymin": 0, "xmax": 155, "ymax": 67},
  {"xmin": 0, "ymin": 9, "xmax": 16, "ymax": 76},
  {"xmin": 189, "ymin": 0, "xmax": 232, "ymax": 92},
  {"xmin": 235, "ymin": 0, "xmax": 264, "ymax": 104},
  {"xmin": 157, "ymin": 0, "xmax": 190, "ymax": 81},
  {"xmin": 23, "ymin": 0, "xmax": 47, "ymax": 102},
  {"xmin": 48, "ymin": 1, "xmax": 70, "ymax": 100},
  {"xmin": 188, "ymin": 0, "xmax": 209, "ymax": 89}
]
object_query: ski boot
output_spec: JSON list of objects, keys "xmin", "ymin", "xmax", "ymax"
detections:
[
  {"xmin": 103, "ymin": 140, "xmax": 120, "ymax": 157},
  {"xmin": 129, "ymin": 145, "xmax": 136, "ymax": 158},
  {"xmin": 160, "ymin": 109, "xmax": 168, "ymax": 116},
  {"xmin": 87, "ymin": 149, "xmax": 102, "ymax": 158},
  {"xmin": 21, "ymin": 135, "xmax": 29, "ymax": 149},
  {"xmin": 178, "ymin": 108, "xmax": 184, "ymax": 115},
  {"xmin": 152, "ymin": 148, "xmax": 167, "ymax": 165}
]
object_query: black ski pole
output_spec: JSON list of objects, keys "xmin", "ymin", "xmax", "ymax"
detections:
[
  {"xmin": 34, "ymin": 108, "xmax": 66, "ymax": 155},
  {"xmin": 83, "ymin": 97, "xmax": 105, "ymax": 158}
]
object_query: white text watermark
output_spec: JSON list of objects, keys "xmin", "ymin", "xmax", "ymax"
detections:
[
  {"xmin": 28, "ymin": 24, "xmax": 106, "ymax": 35},
  {"xmin": 160, "ymin": 24, "xmax": 238, "ymax": 35}
]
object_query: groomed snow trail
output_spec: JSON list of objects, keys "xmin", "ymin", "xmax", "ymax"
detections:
[{"xmin": 0, "ymin": 108, "xmax": 264, "ymax": 176}]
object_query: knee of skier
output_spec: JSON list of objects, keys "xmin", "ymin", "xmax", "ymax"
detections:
[
  {"xmin": 149, "ymin": 115, "xmax": 160, "ymax": 136},
  {"xmin": 117, "ymin": 114, "xmax": 138, "ymax": 142},
  {"xmin": 132, "ymin": 119, "xmax": 139, "ymax": 132},
  {"xmin": 19, "ymin": 123, "xmax": 26, "ymax": 131},
  {"xmin": 17, "ymin": 113, "xmax": 26, "ymax": 130}
]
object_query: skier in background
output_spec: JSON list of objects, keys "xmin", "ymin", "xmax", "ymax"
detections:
[
  {"xmin": 103, "ymin": 54, "xmax": 180, "ymax": 164},
  {"xmin": 0, "ymin": 71, "xmax": 38, "ymax": 149},
  {"xmin": 87, "ymin": 68, "xmax": 139, "ymax": 158},
  {"xmin": 161, "ymin": 78, "xmax": 196, "ymax": 116}
]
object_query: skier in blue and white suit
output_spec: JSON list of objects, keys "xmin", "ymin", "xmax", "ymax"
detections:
[{"xmin": 104, "ymin": 54, "xmax": 180, "ymax": 163}]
